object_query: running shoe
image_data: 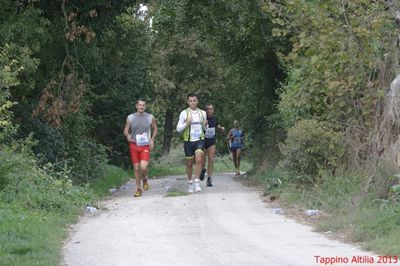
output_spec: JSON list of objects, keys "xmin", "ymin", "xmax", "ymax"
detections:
[
  {"xmin": 206, "ymin": 177, "xmax": 213, "ymax": 187},
  {"xmin": 199, "ymin": 168, "xmax": 206, "ymax": 181},
  {"xmin": 194, "ymin": 180, "xmax": 201, "ymax": 192},
  {"xmin": 143, "ymin": 179, "xmax": 149, "ymax": 191},
  {"xmin": 187, "ymin": 182, "xmax": 194, "ymax": 193},
  {"xmin": 134, "ymin": 188, "xmax": 142, "ymax": 197}
]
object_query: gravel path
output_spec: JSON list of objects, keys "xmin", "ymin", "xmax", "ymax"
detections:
[{"xmin": 63, "ymin": 173, "xmax": 379, "ymax": 266}]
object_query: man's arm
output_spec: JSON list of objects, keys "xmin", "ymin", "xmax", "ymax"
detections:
[
  {"xmin": 150, "ymin": 116, "xmax": 158, "ymax": 149},
  {"xmin": 176, "ymin": 110, "xmax": 188, "ymax": 132},
  {"xmin": 227, "ymin": 129, "xmax": 233, "ymax": 140},
  {"xmin": 123, "ymin": 117, "xmax": 132, "ymax": 142},
  {"xmin": 201, "ymin": 110, "xmax": 208, "ymax": 128}
]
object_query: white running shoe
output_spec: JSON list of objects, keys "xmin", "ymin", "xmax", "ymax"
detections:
[
  {"xmin": 187, "ymin": 182, "xmax": 194, "ymax": 193},
  {"xmin": 194, "ymin": 180, "xmax": 201, "ymax": 192}
]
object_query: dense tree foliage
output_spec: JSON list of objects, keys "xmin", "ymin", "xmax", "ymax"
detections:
[{"xmin": 268, "ymin": 0, "xmax": 400, "ymax": 173}]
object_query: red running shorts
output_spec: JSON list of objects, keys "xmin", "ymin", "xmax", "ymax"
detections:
[{"xmin": 129, "ymin": 142, "xmax": 150, "ymax": 164}]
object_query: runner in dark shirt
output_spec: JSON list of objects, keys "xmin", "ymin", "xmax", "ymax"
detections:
[{"xmin": 200, "ymin": 104, "xmax": 225, "ymax": 187}]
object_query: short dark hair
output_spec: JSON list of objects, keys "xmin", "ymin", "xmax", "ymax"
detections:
[
  {"xmin": 187, "ymin": 92, "xmax": 198, "ymax": 100},
  {"xmin": 136, "ymin": 97, "xmax": 147, "ymax": 104}
]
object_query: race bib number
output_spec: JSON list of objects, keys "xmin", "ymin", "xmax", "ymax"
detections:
[
  {"xmin": 190, "ymin": 123, "xmax": 202, "ymax": 139},
  {"xmin": 205, "ymin": 127, "xmax": 216, "ymax": 138},
  {"xmin": 234, "ymin": 137, "xmax": 241, "ymax": 143},
  {"xmin": 136, "ymin": 133, "xmax": 150, "ymax": 146},
  {"xmin": 232, "ymin": 137, "xmax": 243, "ymax": 148}
]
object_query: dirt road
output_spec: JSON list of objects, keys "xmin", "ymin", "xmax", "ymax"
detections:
[{"xmin": 63, "ymin": 173, "xmax": 379, "ymax": 266}]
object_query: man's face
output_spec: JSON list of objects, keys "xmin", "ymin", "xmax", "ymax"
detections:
[
  {"xmin": 187, "ymin": 96, "xmax": 198, "ymax": 109},
  {"xmin": 136, "ymin": 100, "xmax": 146, "ymax": 113},
  {"xmin": 205, "ymin": 105, "xmax": 214, "ymax": 116}
]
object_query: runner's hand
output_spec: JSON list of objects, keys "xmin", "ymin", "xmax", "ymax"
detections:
[{"xmin": 186, "ymin": 115, "xmax": 192, "ymax": 124}]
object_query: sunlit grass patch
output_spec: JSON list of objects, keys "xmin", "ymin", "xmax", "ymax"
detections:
[
  {"xmin": 148, "ymin": 166, "xmax": 185, "ymax": 178},
  {"xmin": 148, "ymin": 146, "xmax": 253, "ymax": 178},
  {"xmin": 213, "ymin": 154, "xmax": 252, "ymax": 173},
  {"xmin": 164, "ymin": 188, "xmax": 188, "ymax": 197},
  {"xmin": 89, "ymin": 165, "xmax": 130, "ymax": 196}
]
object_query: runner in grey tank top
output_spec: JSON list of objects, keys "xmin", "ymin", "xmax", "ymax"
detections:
[
  {"xmin": 128, "ymin": 112, "xmax": 153, "ymax": 146},
  {"xmin": 124, "ymin": 98, "xmax": 158, "ymax": 197}
]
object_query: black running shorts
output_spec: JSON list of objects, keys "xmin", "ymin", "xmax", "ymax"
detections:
[
  {"xmin": 204, "ymin": 138, "xmax": 216, "ymax": 149},
  {"xmin": 184, "ymin": 140, "xmax": 205, "ymax": 158}
]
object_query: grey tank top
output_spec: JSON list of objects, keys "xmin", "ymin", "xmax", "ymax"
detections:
[{"xmin": 128, "ymin": 112, "xmax": 153, "ymax": 144}]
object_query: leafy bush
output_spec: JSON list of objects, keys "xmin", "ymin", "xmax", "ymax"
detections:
[
  {"xmin": 279, "ymin": 119, "xmax": 344, "ymax": 184},
  {"xmin": 258, "ymin": 168, "xmax": 287, "ymax": 195},
  {"xmin": 18, "ymin": 117, "xmax": 66, "ymax": 168},
  {"xmin": 61, "ymin": 110, "xmax": 109, "ymax": 184},
  {"xmin": 0, "ymin": 87, "xmax": 17, "ymax": 146},
  {"xmin": 14, "ymin": 108, "xmax": 108, "ymax": 184}
]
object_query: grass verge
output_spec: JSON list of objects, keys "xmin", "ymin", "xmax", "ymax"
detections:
[
  {"xmin": 0, "ymin": 205, "xmax": 79, "ymax": 266},
  {"xmin": 254, "ymin": 167, "xmax": 400, "ymax": 255},
  {"xmin": 0, "ymin": 163, "xmax": 131, "ymax": 266}
]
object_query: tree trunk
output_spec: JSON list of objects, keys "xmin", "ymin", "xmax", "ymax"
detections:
[{"xmin": 162, "ymin": 108, "xmax": 174, "ymax": 154}]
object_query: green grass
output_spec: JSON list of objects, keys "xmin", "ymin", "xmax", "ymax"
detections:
[
  {"xmin": 148, "ymin": 151, "xmax": 253, "ymax": 178},
  {"xmin": 0, "ymin": 204, "xmax": 79, "ymax": 266},
  {"xmin": 212, "ymin": 155, "xmax": 253, "ymax": 173},
  {"xmin": 148, "ymin": 165, "xmax": 185, "ymax": 177},
  {"xmin": 89, "ymin": 165, "xmax": 130, "ymax": 196},
  {"xmin": 365, "ymin": 233, "xmax": 400, "ymax": 255},
  {"xmin": 351, "ymin": 204, "xmax": 400, "ymax": 255},
  {"xmin": 164, "ymin": 188, "xmax": 188, "ymax": 197}
]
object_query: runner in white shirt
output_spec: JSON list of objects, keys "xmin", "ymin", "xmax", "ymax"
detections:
[{"xmin": 176, "ymin": 92, "xmax": 207, "ymax": 193}]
